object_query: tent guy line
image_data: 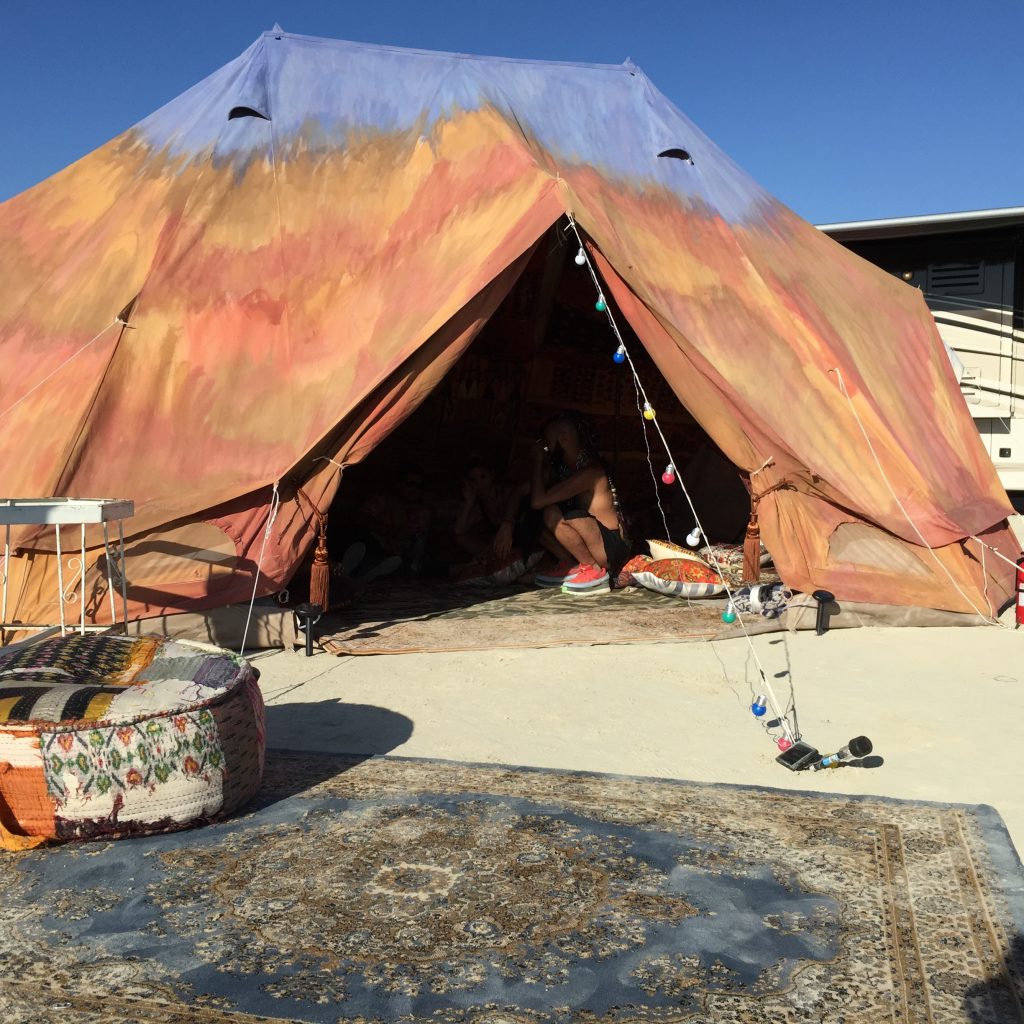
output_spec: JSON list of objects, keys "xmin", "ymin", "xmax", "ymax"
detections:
[
  {"xmin": 0, "ymin": 318, "xmax": 119, "ymax": 423},
  {"xmin": 239, "ymin": 481, "xmax": 281, "ymax": 659}
]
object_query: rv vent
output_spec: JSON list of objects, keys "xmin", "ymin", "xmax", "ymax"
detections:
[{"xmin": 927, "ymin": 261, "xmax": 984, "ymax": 295}]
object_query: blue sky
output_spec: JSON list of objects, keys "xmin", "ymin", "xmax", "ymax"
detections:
[{"xmin": 1, "ymin": 0, "xmax": 1020, "ymax": 222}]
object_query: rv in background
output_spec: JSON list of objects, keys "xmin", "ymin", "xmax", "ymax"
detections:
[{"xmin": 819, "ymin": 207, "xmax": 1024, "ymax": 511}]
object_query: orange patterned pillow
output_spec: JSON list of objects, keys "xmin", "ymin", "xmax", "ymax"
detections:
[
  {"xmin": 633, "ymin": 558, "xmax": 726, "ymax": 599},
  {"xmin": 615, "ymin": 554, "xmax": 653, "ymax": 588}
]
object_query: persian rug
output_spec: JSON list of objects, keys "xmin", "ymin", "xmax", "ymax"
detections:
[
  {"xmin": 321, "ymin": 582, "xmax": 726, "ymax": 655},
  {"xmin": 3, "ymin": 752, "xmax": 1024, "ymax": 1024}
]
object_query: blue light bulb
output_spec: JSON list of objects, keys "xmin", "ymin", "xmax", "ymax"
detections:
[
  {"xmin": 751, "ymin": 695, "xmax": 768, "ymax": 717},
  {"xmin": 613, "ymin": 346, "xmax": 626, "ymax": 364}
]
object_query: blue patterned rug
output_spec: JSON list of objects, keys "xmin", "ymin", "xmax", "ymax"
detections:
[{"xmin": 3, "ymin": 751, "xmax": 1024, "ymax": 1023}]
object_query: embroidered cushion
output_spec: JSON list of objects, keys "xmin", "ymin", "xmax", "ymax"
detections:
[
  {"xmin": 614, "ymin": 554, "xmax": 653, "ymax": 589},
  {"xmin": 0, "ymin": 633, "xmax": 264, "ymax": 848},
  {"xmin": 698, "ymin": 542, "xmax": 772, "ymax": 569},
  {"xmin": 633, "ymin": 558, "xmax": 726, "ymax": 599},
  {"xmin": 697, "ymin": 543, "xmax": 773, "ymax": 585}
]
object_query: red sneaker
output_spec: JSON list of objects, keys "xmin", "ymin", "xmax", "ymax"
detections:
[
  {"xmin": 562, "ymin": 564, "xmax": 610, "ymax": 592},
  {"xmin": 535, "ymin": 560, "xmax": 584, "ymax": 588}
]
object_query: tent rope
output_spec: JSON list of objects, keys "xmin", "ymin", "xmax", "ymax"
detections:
[
  {"xmin": 0, "ymin": 319, "xmax": 120, "ymax": 423},
  {"xmin": 828, "ymin": 367, "xmax": 998, "ymax": 625},
  {"xmin": 969, "ymin": 534, "xmax": 1020, "ymax": 572},
  {"xmin": 565, "ymin": 214, "xmax": 797, "ymax": 742},
  {"xmin": 239, "ymin": 481, "xmax": 281, "ymax": 659}
]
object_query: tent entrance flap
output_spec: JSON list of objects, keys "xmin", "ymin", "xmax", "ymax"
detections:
[{"xmin": 586, "ymin": 246, "xmax": 1013, "ymax": 614}]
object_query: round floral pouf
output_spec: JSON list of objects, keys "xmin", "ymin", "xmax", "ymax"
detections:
[{"xmin": 0, "ymin": 633, "xmax": 264, "ymax": 849}]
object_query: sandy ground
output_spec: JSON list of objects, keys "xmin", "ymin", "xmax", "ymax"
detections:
[{"xmin": 252, "ymin": 620, "xmax": 1024, "ymax": 853}]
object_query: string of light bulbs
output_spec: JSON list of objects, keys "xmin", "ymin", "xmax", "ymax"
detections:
[{"xmin": 565, "ymin": 215, "xmax": 797, "ymax": 746}]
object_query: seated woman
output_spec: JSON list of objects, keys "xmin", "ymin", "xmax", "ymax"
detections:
[
  {"xmin": 530, "ymin": 414, "xmax": 629, "ymax": 589},
  {"xmin": 452, "ymin": 459, "xmax": 540, "ymax": 578},
  {"xmin": 329, "ymin": 466, "xmax": 433, "ymax": 582}
]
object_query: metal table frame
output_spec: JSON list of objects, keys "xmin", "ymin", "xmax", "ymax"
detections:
[{"xmin": 1, "ymin": 498, "xmax": 134, "ymax": 640}]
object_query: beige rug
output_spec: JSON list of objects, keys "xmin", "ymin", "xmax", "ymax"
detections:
[
  {"xmin": 5, "ymin": 752, "xmax": 1023, "ymax": 1022},
  {"xmin": 321, "ymin": 582, "xmax": 726, "ymax": 655}
]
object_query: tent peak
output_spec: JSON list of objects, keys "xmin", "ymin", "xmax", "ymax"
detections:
[{"xmin": 249, "ymin": 29, "xmax": 635, "ymax": 75}]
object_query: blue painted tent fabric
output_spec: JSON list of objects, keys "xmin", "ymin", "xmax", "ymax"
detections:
[{"xmin": 0, "ymin": 28, "xmax": 1014, "ymax": 624}]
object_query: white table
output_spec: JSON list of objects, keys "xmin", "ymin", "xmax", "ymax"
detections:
[{"xmin": 0, "ymin": 498, "xmax": 134, "ymax": 640}]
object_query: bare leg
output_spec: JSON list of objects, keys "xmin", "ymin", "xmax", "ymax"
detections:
[
  {"xmin": 539, "ymin": 527, "xmax": 574, "ymax": 563},
  {"xmin": 542, "ymin": 506, "xmax": 592, "ymax": 566},
  {"xmin": 561, "ymin": 516, "xmax": 609, "ymax": 568}
]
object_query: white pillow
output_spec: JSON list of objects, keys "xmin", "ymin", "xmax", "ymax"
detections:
[
  {"xmin": 633, "ymin": 570, "xmax": 726, "ymax": 599},
  {"xmin": 647, "ymin": 538, "xmax": 712, "ymax": 564}
]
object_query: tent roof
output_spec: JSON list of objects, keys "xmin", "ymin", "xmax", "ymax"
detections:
[{"xmin": 132, "ymin": 27, "xmax": 769, "ymax": 224}]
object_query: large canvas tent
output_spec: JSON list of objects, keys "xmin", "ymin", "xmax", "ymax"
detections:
[{"xmin": 0, "ymin": 27, "xmax": 1016, "ymax": 629}]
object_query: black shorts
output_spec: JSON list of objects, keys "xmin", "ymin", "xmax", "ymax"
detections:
[{"xmin": 564, "ymin": 511, "xmax": 629, "ymax": 574}]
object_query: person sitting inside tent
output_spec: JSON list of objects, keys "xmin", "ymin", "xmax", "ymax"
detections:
[
  {"xmin": 448, "ymin": 458, "xmax": 544, "ymax": 583},
  {"xmin": 453, "ymin": 458, "xmax": 538, "ymax": 562},
  {"xmin": 331, "ymin": 465, "xmax": 432, "ymax": 582},
  {"xmin": 530, "ymin": 413, "xmax": 629, "ymax": 590}
]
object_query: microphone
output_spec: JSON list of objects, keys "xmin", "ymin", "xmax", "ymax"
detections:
[{"xmin": 810, "ymin": 736, "xmax": 872, "ymax": 771}]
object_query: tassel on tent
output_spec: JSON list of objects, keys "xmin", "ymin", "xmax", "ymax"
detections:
[
  {"xmin": 743, "ymin": 477, "xmax": 792, "ymax": 583},
  {"xmin": 297, "ymin": 484, "xmax": 330, "ymax": 611},
  {"xmin": 309, "ymin": 518, "xmax": 330, "ymax": 610},
  {"xmin": 743, "ymin": 502, "xmax": 762, "ymax": 583}
]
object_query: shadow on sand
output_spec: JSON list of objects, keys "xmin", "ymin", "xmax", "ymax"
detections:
[
  {"xmin": 963, "ymin": 932, "xmax": 1024, "ymax": 1022},
  {"xmin": 247, "ymin": 702, "xmax": 415, "ymax": 809}
]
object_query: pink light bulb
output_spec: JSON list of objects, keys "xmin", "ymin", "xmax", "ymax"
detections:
[
  {"xmin": 776, "ymin": 737, "xmax": 793, "ymax": 752},
  {"xmin": 661, "ymin": 465, "xmax": 676, "ymax": 485}
]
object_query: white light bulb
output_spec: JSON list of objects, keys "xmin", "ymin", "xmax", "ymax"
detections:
[
  {"xmin": 686, "ymin": 528, "xmax": 702, "ymax": 547},
  {"xmin": 575, "ymin": 247, "xmax": 587, "ymax": 266}
]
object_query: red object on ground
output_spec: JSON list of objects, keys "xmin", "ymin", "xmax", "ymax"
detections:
[
  {"xmin": 563, "ymin": 564, "xmax": 610, "ymax": 588},
  {"xmin": 1016, "ymin": 557, "xmax": 1024, "ymax": 629},
  {"xmin": 535, "ymin": 560, "xmax": 584, "ymax": 587}
]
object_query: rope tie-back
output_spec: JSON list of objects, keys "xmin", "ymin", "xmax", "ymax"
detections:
[
  {"xmin": 969, "ymin": 534, "xmax": 1022, "ymax": 572},
  {"xmin": 751, "ymin": 479, "xmax": 794, "ymax": 508},
  {"xmin": 743, "ymin": 479, "xmax": 794, "ymax": 584}
]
